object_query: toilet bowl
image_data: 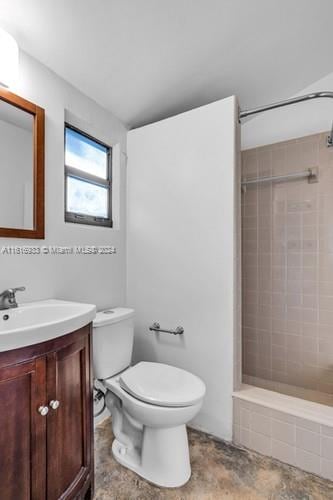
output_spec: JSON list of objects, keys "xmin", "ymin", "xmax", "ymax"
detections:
[{"xmin": 93, "ymin": 308, "xmax": 206, "ymax": 487}]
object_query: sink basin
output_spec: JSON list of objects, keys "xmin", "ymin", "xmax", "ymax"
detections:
[{"xmin": 0, "ymin": 299, "xmax": 96, "ymax": 351}]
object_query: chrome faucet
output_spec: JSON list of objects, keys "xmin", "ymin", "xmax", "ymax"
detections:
[{"xmin": 0, "ymin": 287, "xmax": 26, "ymax": 310}]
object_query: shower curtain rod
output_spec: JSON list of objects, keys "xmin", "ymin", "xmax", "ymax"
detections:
[
  {"xmin": 239, "ymin": 91, "xmax": 333, "ymax": 120},
  {"xmin": 241, "ymin": 167, "xmax": 318, "ymax": 190}
]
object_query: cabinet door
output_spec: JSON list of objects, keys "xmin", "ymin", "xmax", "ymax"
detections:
[
  {"xmin": 46, "ymin": 331, "xmax": 92, "ymax": 500},
  {"xmin": 0, "ymin": 357, "xmax": 47, "ymax": 500}
]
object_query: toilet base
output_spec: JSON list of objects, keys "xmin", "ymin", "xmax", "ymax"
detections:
[{"xmin": 112, "ymin": 424, "xmax": 191, "ymax": 488}]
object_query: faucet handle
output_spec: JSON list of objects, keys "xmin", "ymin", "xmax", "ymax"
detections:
[
  {"xmin": 0, "ymin": 287, "xmax": 25, "ymax": 310},
  {"xmin": 7, "ymin": 287, "xmax": 25, "ymax": 301},
  {"xmin": 11, "ymin": 286, "xmax": 26, "ymax": 293}
]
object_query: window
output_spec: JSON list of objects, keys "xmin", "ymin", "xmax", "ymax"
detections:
[{"xmin": 65, "ymin": 124, "xmax": 112, "ymax": 227}]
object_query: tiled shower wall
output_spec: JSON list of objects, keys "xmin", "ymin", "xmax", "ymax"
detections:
[{"xmin": 242, "ymin": 132, "xmax": 333, "ymax": 402}]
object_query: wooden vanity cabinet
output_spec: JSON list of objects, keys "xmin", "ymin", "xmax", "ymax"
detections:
[{"xmin": 0, "ymin": 325, "xmax": 94, "ymax": 500}]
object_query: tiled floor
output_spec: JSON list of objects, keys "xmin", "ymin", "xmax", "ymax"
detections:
[{"xmin": 94, "ymin": 418, "xmax": 333, "ymax": 499}]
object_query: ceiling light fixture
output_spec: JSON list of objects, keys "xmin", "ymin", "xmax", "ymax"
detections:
[{"xmin": 0, "ymin": 28, "xmax": 19, "ymax": 88}]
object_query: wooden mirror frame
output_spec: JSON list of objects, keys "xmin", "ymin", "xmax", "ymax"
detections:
[{"xmin": 0, "ymin": 87, "xmax": 44, "ymax": 239}]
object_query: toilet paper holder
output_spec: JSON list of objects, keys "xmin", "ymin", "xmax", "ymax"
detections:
[{"xmin": 149, "ymin": 322, "xmax": 184, "ymax": 335}]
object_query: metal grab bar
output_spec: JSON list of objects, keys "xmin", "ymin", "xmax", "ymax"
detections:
[
  {"xmin": 149, "ymin": 322, "xmax": 184, "ymax": 335},
  {"xmin": 241, "ymin": 167, "xmax": 318, "ymax": 191}
]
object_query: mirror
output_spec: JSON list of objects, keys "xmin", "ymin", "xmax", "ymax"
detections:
[
  {"xmin": 0, "ymin": 100, "xmax": 34, "ymax": 229},
  {"xmin": 0, "ymin": 88, "xmax": 44, "ymax": 238}
]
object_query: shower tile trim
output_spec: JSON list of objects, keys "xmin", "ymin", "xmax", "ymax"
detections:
[
  {"xmin": 243, "ymin": 374, "xmax": 333, "ymax": 407},
  {"xmin": 233, "ymin": 385, "xmax": 333, "ymax": 427}
]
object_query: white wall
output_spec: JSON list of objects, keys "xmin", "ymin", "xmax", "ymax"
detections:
[
  {"xmin": 0, "ymin": 51, "xmax": 128, "ymax": 309},
  {"xmin": 127, "ymin": 97, "xmax": 238, "ymax": 440},
  {"xmin": 242, "ymin": 71, "xmax": 333, "ymax": 150}
]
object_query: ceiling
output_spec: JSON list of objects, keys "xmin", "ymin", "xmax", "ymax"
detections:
[{"xmin": 0, "ymin": 0, "xmax": 333, "ymax": 129}]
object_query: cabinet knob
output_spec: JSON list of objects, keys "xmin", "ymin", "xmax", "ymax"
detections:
[
  {"xmin": 49, "ymin": 400, "xmax": 60, "ymax": 410},
  {"xmin": 38, "ymin": 405, "xmax": 49, "ymax": 416}
]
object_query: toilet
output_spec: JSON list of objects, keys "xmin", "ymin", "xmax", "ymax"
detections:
[{"xmin": 93, "ymin": 307, "xmax": 206, "ymax": 488}]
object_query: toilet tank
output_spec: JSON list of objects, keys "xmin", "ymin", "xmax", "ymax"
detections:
[{"xmin": 93, "ymin": 307, "xmax": 135, "ymax": 379}]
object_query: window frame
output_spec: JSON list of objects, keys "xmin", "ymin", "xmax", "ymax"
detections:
[{"xmin": 64, "ymin": 123, "xmax": 112, "ymax": 228}]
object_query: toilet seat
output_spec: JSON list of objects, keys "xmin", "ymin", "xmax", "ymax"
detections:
[{"xmin": 119, "ymin": 361, "xmax": 206, "ymax": 407}]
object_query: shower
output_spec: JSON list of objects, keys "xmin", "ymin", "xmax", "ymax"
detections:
[{"xmin": 239, "ymin": 90, "xmax": 333, "ymax": 406}]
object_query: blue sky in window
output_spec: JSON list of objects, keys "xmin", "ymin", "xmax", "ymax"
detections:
[
  {"xmin": 65, "ymin": 127, "xmax": 108, "ymax": 179},
  {"xmin": 67, "ymin": 176, "xmax": 108, "ymax": 218}
]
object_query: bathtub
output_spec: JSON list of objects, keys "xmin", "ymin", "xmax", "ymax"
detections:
[{"xmin": 233, "ymin": 384, "xmax": 333, "ymax": 481}]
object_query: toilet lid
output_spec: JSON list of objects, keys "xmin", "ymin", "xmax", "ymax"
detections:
[{"xmin": 119, "ymin": 362, "xmax": 206, "ymax": 407}]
